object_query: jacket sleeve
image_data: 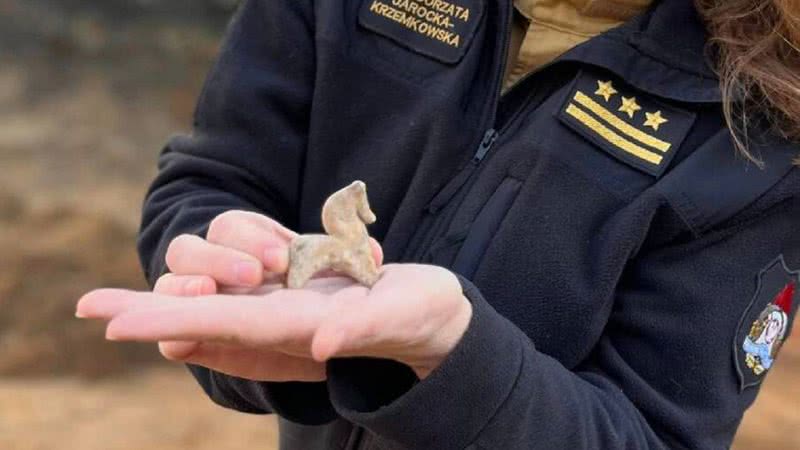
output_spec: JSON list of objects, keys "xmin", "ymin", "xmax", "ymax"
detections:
[
  {"xmin": 326, "ymin": 196, "xmax": 800, "ymax": 448},
  {"xmin": 136, "ymin": 0, "xmax": 337, "ymax": 425}
]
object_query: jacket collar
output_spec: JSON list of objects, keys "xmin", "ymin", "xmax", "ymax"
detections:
[
  {"xmin": 554, "ymin": 0, "xmax": 722, "ymax": 103},
  {"xmin": 514, "ymin": 0, "xmax": 653, "ymax": 23}
]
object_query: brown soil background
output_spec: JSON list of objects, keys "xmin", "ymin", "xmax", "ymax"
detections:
[{"xmin": 0, "ymin": 1, "xmax": 796, "ymax": 448}]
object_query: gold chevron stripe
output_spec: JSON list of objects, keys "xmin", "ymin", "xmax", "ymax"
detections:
[
  {"xmin": 565, "ymin": 104, "xmax": 663, "ymax": 165},
  {"xmin": 573, "ymin": 91, "xmax": 671, "ymax": 153}
]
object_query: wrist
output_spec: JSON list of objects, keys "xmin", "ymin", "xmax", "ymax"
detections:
[{"xmin": 411, "ymin": 294, "xmax": 473, "ymax": 379}]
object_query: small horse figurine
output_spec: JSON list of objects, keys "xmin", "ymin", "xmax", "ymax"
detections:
[{"xmin": 286, "ymin": 181, "xmax": 380, "ymax": 288}]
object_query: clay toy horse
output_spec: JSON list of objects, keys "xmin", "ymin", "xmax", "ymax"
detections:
[{"xmin": 286, "ymin": 181, "xmax": 380, "ymax": 288}]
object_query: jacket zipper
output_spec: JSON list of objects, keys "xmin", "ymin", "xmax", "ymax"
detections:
[
  {"xmin": 404, "ymin": 3, "xmax": 567, "ymax": 262},
  {"xmin": 474, "ymin": 128, "xmax": 500, "ymax": 162},
  {"xmin": 425, "ymin": 129, "xmax": 499, "ymax": 214},
  {"xmin": 402, "ymin": 3, "xmax": 513, "ymax": 262},
  {"xmin": 423, "ymin": 58, "xmax": 562, "ymax": 212}
]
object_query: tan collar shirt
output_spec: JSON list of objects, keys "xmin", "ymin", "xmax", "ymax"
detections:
[{"xmin": 504, "ymin": 0, "xmax": 652, "ymax": 89}]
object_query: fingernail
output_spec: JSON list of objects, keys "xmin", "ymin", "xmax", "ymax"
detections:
[
  {"xmin": 234, "ymin": 261, "xmax": 261, "ymax": 285},
  {"xmin": 75, "ymin": 310, "xmax": 86, "ymax": 319},
  {"xmin": 263, "ymin": 247, "xmax": 288, "ymax": 271},
  {"xmin": 185, "ymin": 278, "xmax": 203, "ymax": 296}
]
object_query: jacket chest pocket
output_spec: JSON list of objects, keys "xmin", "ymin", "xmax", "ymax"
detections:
[
  {"xmin": 412, "ymin": 170, "xmax": 523, "ymax": 280},
  {"xmin": 449, "ymin": 177, "xmax": 522, "ymax": 278}
]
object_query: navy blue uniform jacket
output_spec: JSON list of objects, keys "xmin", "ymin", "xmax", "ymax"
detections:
[{"xmin": 138, "ymin": 0, "xmax": 800, "ymax": 448}]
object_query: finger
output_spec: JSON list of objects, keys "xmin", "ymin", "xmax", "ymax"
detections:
[
  {"xmin": 78, "ymin": 288, "xmax": 240, "ymax": 320},
  {"xmin": 207, "ymin": 211, "xmax": 296, "ymax": 273},
  {"xmin": 158, "ymin": 342, "xmax": 325, "ymax": 382},
  {"xmin": 312, "ymin": 318, "xmax": 382, "ymax": 362},
  {"xmin": 165, "ymin": 234, "xmax": 264, "ymax": 287},
  {"xmin": 302, "ymin": 276, "xmax": 362, "ymax": 294},
  {"xmin": 153, "ymin": 274, "xmax": 218, "ymax": 296},
  {"xmin": 153, "ymin": 275, "xmax": 217, "ymax": 357},
  {"xmin": 369, "ymin": 237, "xmax": 384, "ymax": 267},
  {"xmin": 158, "ymin": 341, "xmax": 201, "ymax": 360},
  {"xmin": 218, "ymin": 277, "xmax": 354, "ymax": 296},
  {"xmin": 77, "ymin": 288, "xmax": 188, "ymax": 319},
  {"xmin": 102, "ymin": 290, "xmax": 330, "ymax": 346},
  {"xmin": 262, "ymin": 246, "xmax": 291, "ymax": 279},
  {"xmin": 210, "ymin": 210, "xmax": 298, "ymax": 241},
  {"xmin": 219, "ymin": 282, "xmax": 284, "ymax": 296},
  {"xmin": 311, "ymin": 286, "xmax": 379, "ymax": 362}
]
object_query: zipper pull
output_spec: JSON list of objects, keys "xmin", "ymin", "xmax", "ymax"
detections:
[
  {"xmin": 473, "ymin": 129, "xmax": 499, "ymax": 163},
  {"xmin": 427, "ymin": 129, "xmax": 500, "ymax": 213}
]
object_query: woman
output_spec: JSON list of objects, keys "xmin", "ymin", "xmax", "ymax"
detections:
[{"xmin": 77, "ymin": 0, "xmax": 800, "ymax": 448}]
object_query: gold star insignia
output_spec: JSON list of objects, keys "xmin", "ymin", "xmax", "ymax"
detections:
[
  {"xmin": 643, "ymin": 110, "xmax": 668, "ymax": 131},
  {"xmin": 618, "ymin": 96, "xmax": 641, "ymax": 119},
  {"xmin": 594, "ymin": 80, "xmax": 618, "ymax": 102}
]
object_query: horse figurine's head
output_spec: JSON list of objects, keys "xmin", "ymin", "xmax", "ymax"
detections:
[
  {"xmin": 349, "ymin": 181, "xmax": 376, "ymax": 225},
  {"xmin": 321, "ymin": 181, "xmax": 376, "ymax": 237}
]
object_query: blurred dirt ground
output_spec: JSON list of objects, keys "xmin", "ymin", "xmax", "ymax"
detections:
[
  {"xmin": 0, "ymin": 368, "xmax": 278, "ymax": 450},
  {"xmin": 0, "ymin": 1, "xmax": 280, "ymax": 449},
  {"xmin": 0, "ymin": 1, "xmax": 797, "ymax": 449}
]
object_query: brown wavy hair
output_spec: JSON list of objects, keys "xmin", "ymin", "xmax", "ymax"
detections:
[{"xmin": 695, "ymin": 0, "xmax": 800, "ymax": 164}]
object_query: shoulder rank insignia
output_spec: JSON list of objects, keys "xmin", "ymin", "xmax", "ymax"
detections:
[
  {"xmin": 734, "ymin": 255, "xmax": 799, "ymax": 390},
  {"xmin": 557, "ymin": 72, "xmax": 696, "ymax": 177},
  {"xmin": 358, "ymin": 0, "xmax": 484, "ymax": 64}
]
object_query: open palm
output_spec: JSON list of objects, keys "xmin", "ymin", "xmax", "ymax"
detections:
[{"xmin": 76, "ymin": 264, "xmax": 471, "ymax": 380}]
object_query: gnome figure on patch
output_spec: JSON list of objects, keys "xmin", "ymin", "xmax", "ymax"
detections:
[{"xmin": 743, "ymin": 283, "xmax": 794, "ymax": 375}]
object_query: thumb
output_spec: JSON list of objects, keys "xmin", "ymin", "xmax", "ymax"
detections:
[{"xmin": 310, "ymin": 289, "xmax": 380, "ymax": 362}]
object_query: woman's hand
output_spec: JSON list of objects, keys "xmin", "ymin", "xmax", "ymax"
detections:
[
  {"xmin": 152, "ymin": 210, "xmax": 325, "ymax": 381},
  {"xmin": 146, "ymin": 210, "xmax": 383, "ymax": 381},
  {"xmin": 77, "ymin": 264, "xmax": 472, "ymax": 379},
  {"xmin": 311, "ymin": 264, "xmax": 472, "ymax": 378},
  {"xmin": 163, "ymin": 210, "xmax": 296, "ymax": 289},
  {"xmin": 149, "ymin": 274, "xmax": 330, "ymax": 382},
  {"xmin": 162, "ymin": 210, "xmax": 383, "ymax": 290}
]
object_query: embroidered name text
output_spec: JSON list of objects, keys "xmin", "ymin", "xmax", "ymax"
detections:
[{"xmin": 368, "ymin": 0, "xmax": 467, "ymax": 48}]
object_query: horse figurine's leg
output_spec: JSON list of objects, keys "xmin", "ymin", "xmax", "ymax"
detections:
[
  {"xmin": 345, "ymin": 250, "xmax": 380, "ymax": 286},
  {"xmin": 287, "ymin": 235, "xmax": 333, "ymax": 289},
  {"xmin": 329, "ymin": 238, "xmax": 379, "ymax": 287}
]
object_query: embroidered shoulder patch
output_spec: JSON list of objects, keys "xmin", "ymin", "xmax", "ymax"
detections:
[
  {"xmin": 557, "ymin": 72, "xmax": 696, "ymax": 177},
  {"xmin": 734, "ymin": 255, "xmax": 799, "ymax": 390},
  {"xmin": 358, "ymin": 0, "xmax": 485, "ymax": 64}
]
